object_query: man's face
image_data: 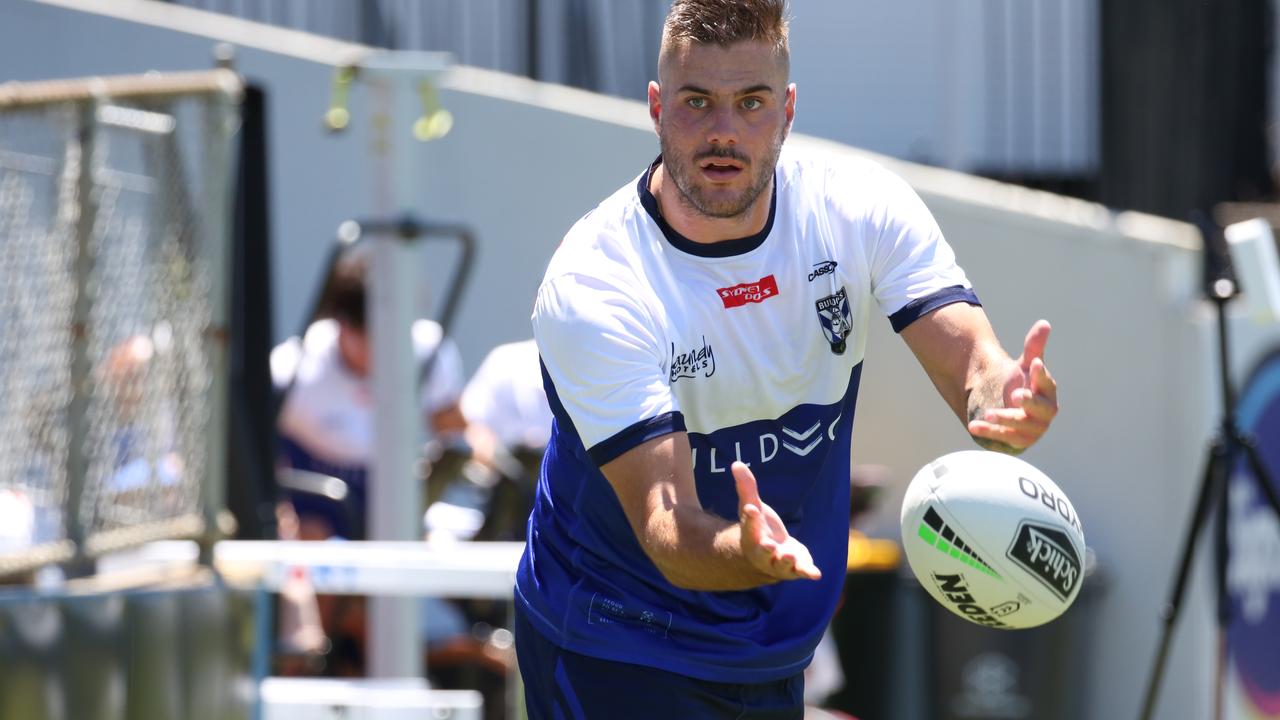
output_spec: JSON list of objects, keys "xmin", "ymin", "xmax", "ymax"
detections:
[{"xmin": 651, "ymin": 39, "xmax": 795, "ymax": 220}]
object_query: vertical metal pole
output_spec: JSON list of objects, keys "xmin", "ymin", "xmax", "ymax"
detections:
[
  {"xmin": 64, "ymin": 101, "xmax": 98, "ymax": 576},
  {"xmin": 199, "ymin": 74, "xmax": 242, "ymax": 565},
  {"xmin": 251, "ymin": 586, "xmax": 272, "ymax": 720},
  {"xmin": 527, "ymin": 0, "xmax": 540, "ymax": 81},
  {"xmin": 366, "ymin": 71, "xmax": 424, "ymax": 680}
]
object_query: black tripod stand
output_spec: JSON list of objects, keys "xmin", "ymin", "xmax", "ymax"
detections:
[{"xmin": 1138, "ymin": 228, "xmax": 1280, "ymax": 720}]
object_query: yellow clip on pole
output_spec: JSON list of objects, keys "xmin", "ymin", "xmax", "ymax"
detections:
[
  {"xmin": 325, "ymin": 64, "xmax": 357, "ymax": 132},
  {"xmin": 413, "ymin": 79, "xmax": 453, "ymax": 141}
]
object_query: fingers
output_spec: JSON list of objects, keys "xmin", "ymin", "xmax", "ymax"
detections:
[
  {"xmin": 739, "ymin": 503, "xmax": 770, "ymax": 549},
  {"xmin": 733, "ymin": 461, "xmax": 762, "ymax": 518},
  {"xmin": 735, "ymin": 462, "xmax": 821, "ymax": 582},
  {"xmin": 777, "ymin": 539, "xmax": 822, "ymax": 580},
  {"xmin": 1019, "ymin": 319, "xmax": 1052, "ymax": 369},
  {"xmin": 968, "ymin": 397, "xmax": 1055, "ymax": 450},
  {"xmin": 1029, "ymin": 356, "xmax": 1058, "ymax": 405},
  {"xmin": 972, "ymin": 354, "xmax": 1058, "ymax": 450},
  {"xmin": 753, "ymin": 534, "xmax": 822, "ymax": 581},
  {"xmin": 967, "ymin": 418, "xmax": 1035, "ymax": 450}
]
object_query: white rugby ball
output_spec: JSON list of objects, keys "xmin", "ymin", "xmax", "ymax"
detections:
[{"xmin": 899, "ymin": 450, "xmax": 1085, "ymax": 630}]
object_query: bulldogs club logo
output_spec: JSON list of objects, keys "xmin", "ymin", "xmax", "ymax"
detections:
[{"xmin": 815, "ymin": 287, "xmax": 852, "ymax": 354}]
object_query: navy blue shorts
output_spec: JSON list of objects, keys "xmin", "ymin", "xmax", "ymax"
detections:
[{"xmin": 515, "ymin": 608, "xmax": 804, "ymax": 719}]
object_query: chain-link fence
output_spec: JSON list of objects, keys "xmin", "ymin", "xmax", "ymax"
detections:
[{"xmin": 0, "ymin": 71, "xmax": 241, "ymax": 577}]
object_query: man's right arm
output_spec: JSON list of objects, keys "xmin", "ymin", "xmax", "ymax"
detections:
[
  {"xmin": 533, "ymin": 271, "xmax": 820, "ymax": 591},
  {"xmin": 600, "ymin": 431, "xmax": 821, "ymax": 592}
]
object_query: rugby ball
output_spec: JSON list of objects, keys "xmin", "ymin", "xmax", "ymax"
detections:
[{"xmin": 899, "ymin": 450, "xmax": 1085, "ymax": 630}]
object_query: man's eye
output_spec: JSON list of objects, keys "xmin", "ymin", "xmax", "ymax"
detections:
[
  {"xmin": 742, "ymin": 98, "xmax": 763, "ymax": 110},
  {"xmin": 687, "ymin": 97, "xmax": 708, "ymax": 109}
]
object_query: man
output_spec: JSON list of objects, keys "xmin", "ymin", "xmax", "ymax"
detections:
[{"xmin": 517, "ymin": 1, "xmax": 1059, "ymax": 717}]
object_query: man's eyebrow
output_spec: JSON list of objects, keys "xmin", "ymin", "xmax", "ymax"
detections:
[{"xmin": 676, "ymin": 84, "xmax": 775, "ymax": 96}]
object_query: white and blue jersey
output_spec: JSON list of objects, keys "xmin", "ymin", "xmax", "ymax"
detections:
[{"xmin": 520, "ymin": 148, "xmax": 978, "ymax": 682}]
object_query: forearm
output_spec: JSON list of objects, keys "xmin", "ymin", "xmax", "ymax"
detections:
[
  {"xmin": 899, "ymin": 303, "xmax": 1029, "ymax": 455},
  {"xmin": 603, "ymin": 433, "xmax": 812, "ymax": 591},
  {"xmin": 645, "ymin": 499, "xmax": 783, "ymax": 589},
  {"xmin": 640, "ymin": 504, "xmax": 779, "ymax": 591}
]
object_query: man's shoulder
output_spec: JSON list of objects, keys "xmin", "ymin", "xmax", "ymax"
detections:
[
  {"xmin": 565, "ymin": 175, "xmax": 647, "ymax": 247},
  {"xmin": 777, "ymin": 146, "xmax": 921, "ymax": 225},
  {"xmin": 777, "ymin": 145, "xmax": 890, "ymax": 194},
  {"xmin": 541, "ymin": 173, "xmax": 651, "ymax": 289}
]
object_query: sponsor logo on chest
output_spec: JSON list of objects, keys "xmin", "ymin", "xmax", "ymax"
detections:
[
  {"xmin": 808, "ymin": 260, "xmax": 837, "ymax": 282},
  {"xmin": 690, "ymin": 412, "xmax": 843, "ymax": 472},
  {"xmin": 718, "ymin": 275, "xmax": 779, "ymax": 308},
  {"xmin": 670, "ymin": 335, "xmax": 715, "ymax": 383}
]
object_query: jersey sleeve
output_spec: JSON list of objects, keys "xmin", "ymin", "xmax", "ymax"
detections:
[
  {"xmin": 532, "ymin": 272, "xmax": 682, "ymax": 466},
  {"xmin": 832, "ymin": 162, "xmax": 979, "ymax": 333}
]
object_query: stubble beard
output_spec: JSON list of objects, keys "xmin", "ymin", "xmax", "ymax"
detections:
[{"xmin": 660, "ymin": 128, "xmax": 785, "ymax": 221}]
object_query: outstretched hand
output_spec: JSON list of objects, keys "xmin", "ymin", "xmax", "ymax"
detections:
[
  {"xmin": 733, "ymin": 462, "xmax": 822, "ymax": 582},
  {"xmin": 967, "ymin": 319, "xmax": 1059, "ymax": 451}
]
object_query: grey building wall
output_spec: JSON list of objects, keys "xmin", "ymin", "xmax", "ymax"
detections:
[{"xmin": 153, "ymin": 0, "xmax": 1099, "ymax": 177}]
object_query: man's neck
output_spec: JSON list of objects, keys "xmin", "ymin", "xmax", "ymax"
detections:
[{"xmin": 650, "ymin": 163, "xmax": 772, "ymax": 244}]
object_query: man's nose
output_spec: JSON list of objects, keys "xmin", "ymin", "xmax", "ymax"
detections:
[{"xmin": 706, "ymin": 106, "xmax": 739, "ymax": 146}]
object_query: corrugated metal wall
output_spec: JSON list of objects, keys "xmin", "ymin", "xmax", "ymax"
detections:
[
  {"xmin": 158, "ymin": 0, "xmax": 1280, "ymax": 215},
  {"xmin": 1099, "ymin": 0, "xmax": 1274, "ymax": 218},
  {"xmin": 973, "ymin": 0, "xmax": 1100, "ymax": 177},
  {"xmin": 167, "ymin": 0, "xmax": 668, "ymax": 98},
  {"xmin": 158, "ymin": 0, "xmax": 1100, "ymax": 179}
]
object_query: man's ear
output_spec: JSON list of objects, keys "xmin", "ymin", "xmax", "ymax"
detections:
[
  {"xmin": 648, "ymin": 81, "xmax": 662, "ymax": 132},
  {"xmin": 783, "ymin": 83, "xmax": 797, "ymax": 137}
]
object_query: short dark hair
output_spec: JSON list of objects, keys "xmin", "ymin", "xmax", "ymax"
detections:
[
  {"xmin": 322, "ymin": 255, "xmax": 367, "ymax": 330},
  {"xmin": 662, "ymin": 0, "xmax": 790, "ymax": 55}
]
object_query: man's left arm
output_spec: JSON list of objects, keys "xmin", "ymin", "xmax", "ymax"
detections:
[{"xmin": 899, "ymin": 302, "xmax": 1058, "ymax": 454}]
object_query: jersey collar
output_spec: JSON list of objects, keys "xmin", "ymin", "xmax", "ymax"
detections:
[{"xmin": 637, "ymin": 156, "xmax": 777, "ymax": 258}]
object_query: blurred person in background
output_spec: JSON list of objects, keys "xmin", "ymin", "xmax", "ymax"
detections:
[
  {"xmin": 270, "ymin": 254, "xmax": 490, "ymax": 680},
  {"xmin": 101, "ymin": 334, "xmax": 186, "ymax": 502},
  {"xmin": 450, "ymin": 338, "xmax": 552, "ymax": 544},
  {"xmin": 517, "ymin": 0, "xmax": 1060, "ymax": 717},
  {"xmin": 271, "ymin": 254, "xmax": 467, "ymax": 541},
  {"xmin": 460, "ymin": 338, "xmax": 553, "ymax": 468}
]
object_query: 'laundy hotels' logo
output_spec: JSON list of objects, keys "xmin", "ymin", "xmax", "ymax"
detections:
[
  {"xmin": 718, "ymin": 275, "xmax": 778, "ymax": 308},
  {"xmin": 670, "ymin": 336, "xmax": 715, "ymax": 383}
]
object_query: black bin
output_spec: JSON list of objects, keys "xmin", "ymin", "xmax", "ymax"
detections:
[{"xmin": 923, "ymin": 552, "xmax": 1102, "ymax": 720}]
